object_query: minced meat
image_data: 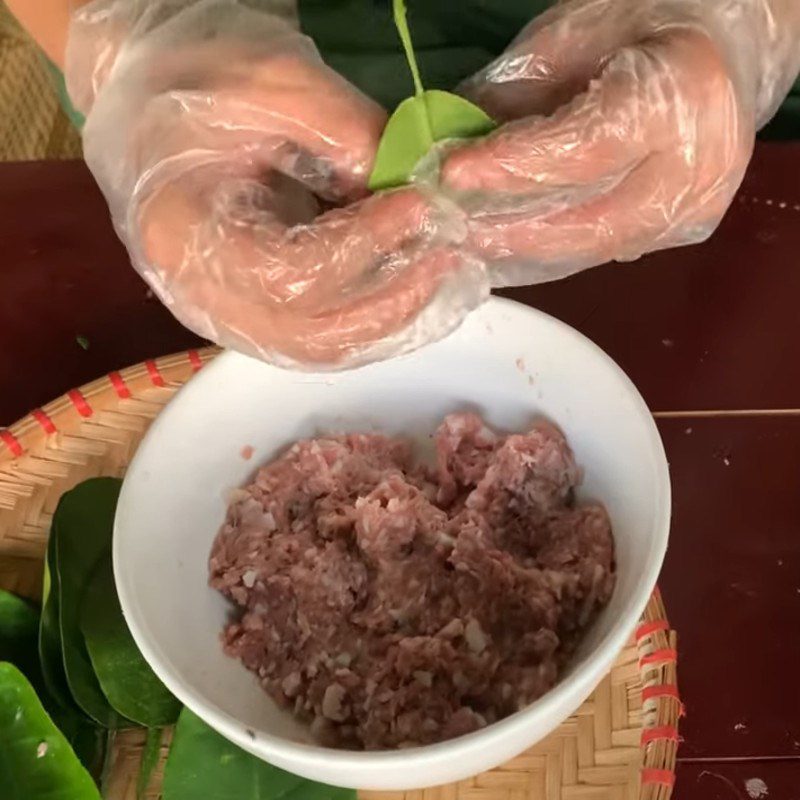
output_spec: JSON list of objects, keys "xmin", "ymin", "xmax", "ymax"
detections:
[{"xmin": 209, "ymin": 413, "xmax": 615, "ymax": 749}]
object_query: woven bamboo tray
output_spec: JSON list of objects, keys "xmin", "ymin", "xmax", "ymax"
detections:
[{"xmin": 0, "ymin": 349, "xmax": 680, "ymax": 800}]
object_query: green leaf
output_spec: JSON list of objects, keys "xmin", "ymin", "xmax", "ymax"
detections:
[
  {"xmin": 80, "ymin": 557, "xmax": 180, "ymax": 727},
  {"xmin": 53, "ymin": 477, "xmax": 132, "ymax": 728},
  {"xmin": 137, "ymin": 727, "xmax": 164, "ymax": 800},
  {"xmin": 59, "ymin": 720, "xmax": 107, "ymax": 788},
  {"xmin": 0, "ymin": 589, "xmax": 40, "ymax": 685},
  {"xmin": 369, "ymin": 95, "xmax": 435, "ymax": 191},
  {"xmin": 0, "ymin": 586, "xmax": 105, "ymax": 775},
  {"xmin": 423, "ymin": 89, "xmax": 496, "ymax": 141},
  {"xmin": 368, "ymin": 90, "xmax": 494, "ymax": 191},
  {"xmin": 367, "ymin": 0, "xmax": 495, "ymax": 190},
  {"xmin": 34, "ymin": 556, "xmax": 109, "ymax": 781},
  {"xmin": 39, "ymin": 533, "xmax": 79, "ymax": 712},
  {"xmin": 0, "ymin": 662, "xmax": 101, "ymax": 800},
  {"xmin": 163, "ymin": 707, "xmax": 355, "ymax": 800}
]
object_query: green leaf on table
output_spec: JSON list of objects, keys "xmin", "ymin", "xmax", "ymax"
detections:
[
  {"xmin": 367, "ymin": 0, "xmax": 495, "ymax": 190},
  {"xmin": 80, "ymin": 557, "xmax": 180, "ymax": 727},
  {"xmin": 0, "ymin": 662, "xmax": 101, "ymax": 800},
  {"xmin": 163, "ymin": 707, "xmax": 355, "ymax": 800},
  {"xmin": 53, "ymin": 477, "xmax": 133, "ymax": 728}
]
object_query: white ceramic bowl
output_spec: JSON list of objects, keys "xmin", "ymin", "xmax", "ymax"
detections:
[{"xmin": 114, "ymin": 297, "xmax": 670, "ymax": 791}]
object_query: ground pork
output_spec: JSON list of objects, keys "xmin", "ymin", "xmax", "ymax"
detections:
[{"xmin": 209, "ymin": 413, "xmax": 615, "ymax": 749}]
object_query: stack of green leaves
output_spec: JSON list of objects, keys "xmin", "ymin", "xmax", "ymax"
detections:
[{"xmin": 0, "ymin": 479, "xmax": 354, "ymax": 800}]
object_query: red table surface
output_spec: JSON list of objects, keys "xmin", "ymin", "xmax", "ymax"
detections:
[{"xmin": 1, "ymin": 144, "xmax": 799, "ymax": 798}]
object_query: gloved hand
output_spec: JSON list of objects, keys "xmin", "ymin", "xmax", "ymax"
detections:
[
  {"xmin": 67, "ymin": 0, "xmax": 486, "ymax": 367},
  {"xmin": 441, "ymin": 0, "xmax": 800, "ymax": 285}
]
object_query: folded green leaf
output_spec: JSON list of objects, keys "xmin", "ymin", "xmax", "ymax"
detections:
[
  {"xmin": 369, "ymin": 90, "xmax": 494, "ymax": 190},
  {"xmin": 163, "ymin": 707, "xmax": 355, "ymax": 800},
  {"xmin": 369, "ymin": 95, "xmax": 434, "ymax": 191},
  {"xmin": 0, "ymin": 662, "xmax": 101, "ymax": 800},
  {"xmin": 54, "ymin": 478, "xmax": 133, "ymax": 727},
  {"xmin": 367, "ymin": 0, "xmax": 495, "ymax": 190},
  {"xmin": 81, "ymin": 557, "xmax": 180, "ymax": 727},
  {"xmin": 423, "ymin": 89, "xmax": 495, "ymax": 141}
]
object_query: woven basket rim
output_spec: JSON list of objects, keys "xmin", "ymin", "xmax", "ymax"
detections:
[{"xmin": 0, "ymin": 347, "xmax": 220, "ymax": 458}]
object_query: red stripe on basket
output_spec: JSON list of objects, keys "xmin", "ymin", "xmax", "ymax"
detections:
[
  {"xmin": 641, "ymin": 725, "xmax": 679, "ymax": 745},
  {"xmin": 108, "ymin": 371, "xmax": 131, "ymax": 399},
  {"xmin": 187, "ymin": 349, "xmax": 203, "ymax": 371},
  {"xmin": 639, "ymin": 648, "xmax": 678, "ymax": 670},
  {"xmin": 636, "ymin": 620, "xmax": 669, "ymax": 640},
  {"xmin": 67, "ymin": 390, "xmax": 93, "ymax": 418},
  {"xmin": 31, "ymin": 409, "xmax": 56, "ymax": 434},
  {"xmin": 642, "ymin": 685, "xmax": 680, "ymax": 702},
  {"xmin": 0, "ymin": 429, "xmax": 23, "ymax": 456},
  {"xmin": 642, "ymin": 769, "xmax": 675, "ymax": 788},
  {"xmin": 145, "ymin": 360, "xmax": 165, "ymax": 387}
]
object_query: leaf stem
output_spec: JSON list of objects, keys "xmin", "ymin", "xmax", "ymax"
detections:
[
  {"xmin": 136, "ymin": 727, "xmax": 163, "ymax": 800},
  {"xmin": 393, "ymin": 0, "xmax": 424, "ymax": 96}
]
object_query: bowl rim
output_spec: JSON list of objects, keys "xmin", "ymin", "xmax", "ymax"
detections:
[{"xmin": 114, "ymin": 296, "xmax": 671, "ymax": 776}]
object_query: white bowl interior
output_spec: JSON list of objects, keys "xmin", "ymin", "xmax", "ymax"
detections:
[{"xmin": 114, "ymin": 298, "xmax": 670, "ymax": 789}]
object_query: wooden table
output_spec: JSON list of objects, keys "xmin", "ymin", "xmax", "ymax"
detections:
[{"xmin": 2, "ymin": 146, "xmax": 799, "ymax": 798}]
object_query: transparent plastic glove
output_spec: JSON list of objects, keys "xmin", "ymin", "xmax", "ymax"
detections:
[
  {"xmin": 441, "ymin": 0, "xmax": 800, "ymax": 285},
  {"xmin": 66, "ymin": 0, "xmax": 486, "ymax": 368}
]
